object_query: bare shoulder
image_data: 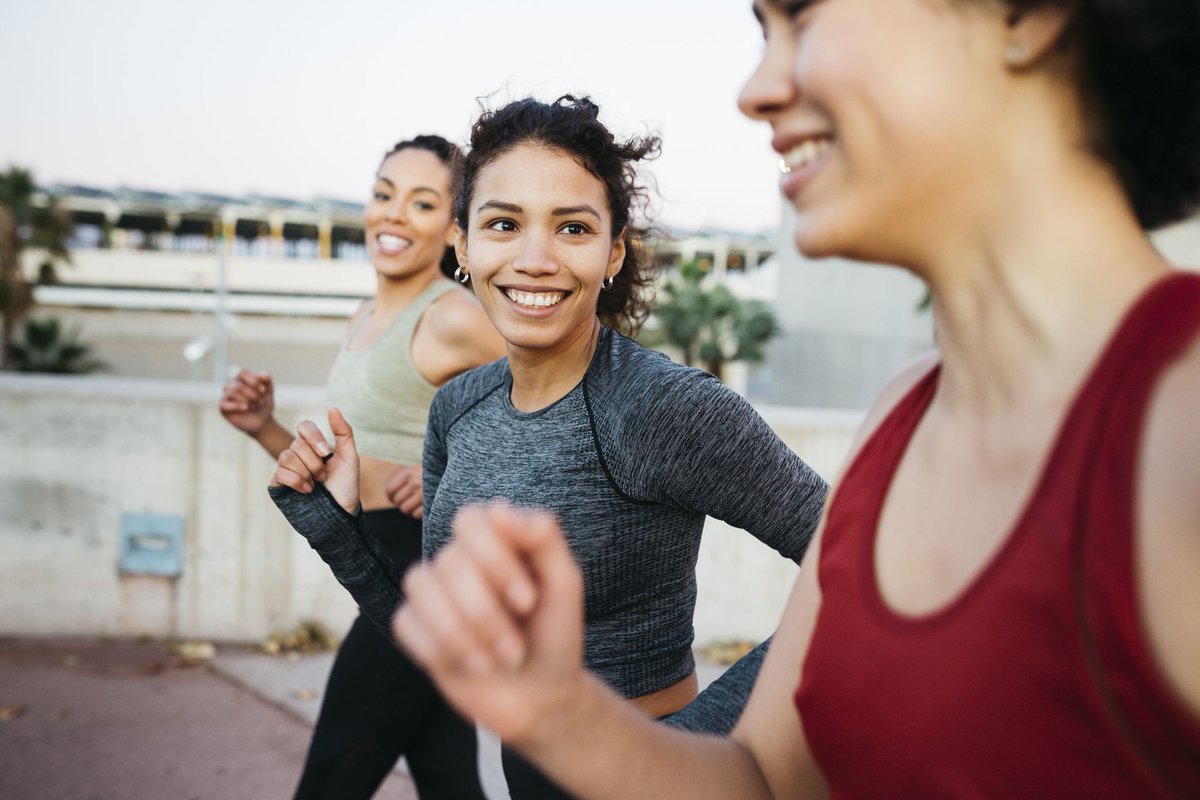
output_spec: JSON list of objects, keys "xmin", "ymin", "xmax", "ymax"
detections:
[
  {"xmin": 845, "ymin": 350, "xmax": 939, "ymax": 464},
  {"xmin": 426, "ymin": 287, "xmax": 503, "ymax": 352},
  {"xmin": 1136, "ymin": 334, "xmax": 1200, "ymax": 717}
]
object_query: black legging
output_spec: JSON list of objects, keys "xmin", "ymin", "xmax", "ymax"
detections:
[{"xmin": 293, "ymin": 509, "xmax": 485, "ymax": 800}]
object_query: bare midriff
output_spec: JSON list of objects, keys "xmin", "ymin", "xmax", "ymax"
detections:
[
  {"xmin": 629, "ymin": 671, "xmax": 698, "ymax": 719},
  {"xmin": 359, "ymin": 455, "xmax": 412, "ymax": 512}
]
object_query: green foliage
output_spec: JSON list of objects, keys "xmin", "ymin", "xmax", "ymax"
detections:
[
  {"xmin": 9, "ymin": 316, "xmax": 106, "ymax": 375},
  {"xmin": 649, "ymin": 260, "xmax": 780, "ymax": 383},
  {"xmin": 1, "ymin": 166, "xmax": 73, "ymax": 369}
]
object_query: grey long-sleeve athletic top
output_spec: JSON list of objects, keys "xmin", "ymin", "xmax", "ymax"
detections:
[{"xmin": 270, "ymin": 327, "xmax": 827, "ymax": 731}]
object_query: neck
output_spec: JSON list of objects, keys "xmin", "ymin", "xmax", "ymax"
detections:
[
  {"xmin": 372, "ymin": 265, "xmax": 442, "ymax": 316},
  {"xmin": 920, "ymin": 164, "xmax": 1170, "ymax": 417},
  {"xmin": 507, "ymin": 318, "xmax": 603, "ymax": 412}
]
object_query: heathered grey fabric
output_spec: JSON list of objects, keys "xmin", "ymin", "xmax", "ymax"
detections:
[
  {"xmin": 425, "ymin": 328, "xmax": 826, "ymax": 699},
  {"xmin": 270, "ymin": 327, "xmax": 827, "ymax": 734}
]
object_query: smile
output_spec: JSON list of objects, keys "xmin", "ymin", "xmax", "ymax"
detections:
[
  {"xmin": 779, "ymin": 137, "xmax": 833, "ymax": 174},
  {"xmin": 377, "ymin": 234, "xmax": 412, "ymax": 254},
  {"xmin": 503, "ymin": 288, "xmax": 566, "ymax": 308}
]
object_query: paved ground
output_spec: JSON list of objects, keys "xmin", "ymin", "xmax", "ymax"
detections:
[
  {"xmin": 0, "ymin": 638, "xmax": 417, "ymax": 800},
  {"xmin": 0, "ymin": 637, "xmax": 729, "ymax": 800}
]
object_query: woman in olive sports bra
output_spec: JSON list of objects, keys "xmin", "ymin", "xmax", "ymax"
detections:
[{"xmin": 219, "ymin": 134, "xmax": 503, "ymax": 799}]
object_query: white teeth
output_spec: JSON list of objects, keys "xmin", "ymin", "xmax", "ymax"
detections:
[
  {"xmin": 377, "ymin": 234, "xmax": 411, "ymax": 251},
  {"xmin": 779, "ymin": 137, "xmax": 832, "ymax": 174},
  {"xmin": 504, "ymin": 289, "xmax": 565, "ymax": 308}
]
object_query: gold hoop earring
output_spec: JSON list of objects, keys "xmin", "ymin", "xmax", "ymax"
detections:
[{"xmin": 453, "ymin": 266, "xmax": 470, "ymax": 284}]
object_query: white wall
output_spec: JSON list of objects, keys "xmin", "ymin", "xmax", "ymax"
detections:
[{"xmin": 0, "ymin": 376, "xmax": 858, "ymax": 647}]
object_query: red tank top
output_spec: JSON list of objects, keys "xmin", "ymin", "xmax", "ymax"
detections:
[{"xmin": 796, "ymin": 272, "xmax": 1200, "ymax": 798}]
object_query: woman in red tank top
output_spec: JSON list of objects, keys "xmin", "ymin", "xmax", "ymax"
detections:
[{"xmin": 386, "ymin": 1, "xmax": 1200, "ymax": 798}]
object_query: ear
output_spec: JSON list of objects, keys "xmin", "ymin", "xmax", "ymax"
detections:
[
  {"xmin": 453, "ymin": 225, "xmax": 468, "ymax": 268},
  {"xmin": 1004, "ymin": 1, "xmax": 1076, "ymax": 68},
  {"xmin": 444, "ymin": 222, "xmax": 457, "ymax": 248},
  {"xmin": 606, "ymin": 228, "xmax": 627, "ymax": 281}
]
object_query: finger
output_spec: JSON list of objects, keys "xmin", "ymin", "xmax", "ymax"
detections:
[
  {"xmin": 454, "ymin": 505, "xmax": 541, "ymax": 617},
  {"xmin": 220, "ymin": 384, "xmax": 260, "ymax": 410},
  {"xmin": 269, "ymin": 463, "xmax": 315, "ymax": 494},
  {"xmin": 295, "ymin": 420, "xmax": 333, "ymax": 461},
  {"xmin": 487, "ymin": 506, "xmax": 581, "ymax": 619},
  {"xmin": 283, "ymin": 432, "xmax": 328, "ymax": 479},
  {"xmin": 385, "ymin": 468, "xmax": 413, "ymax": 495},
  {"xmin": 391, "ymin": 483, "xmax": 422, "ymax": 514},
  {"xmin": 433, "ymin": 541, "xmax": 528, "ymax": 670},
  {"xmin": 328, "ymin": 407, "xmax": 358, "ymax": 460},
  {"xmin": 396, "ymin": 494, "xmax": 422, "ymax": 517},
  {"xmin": 400, "ymin": 561, "xmax": 498, "ymax": 676}
]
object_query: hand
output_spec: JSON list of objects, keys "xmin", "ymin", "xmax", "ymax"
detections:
[
  {"xmin": 269, "ymin": 408, "xmax": 361, "ymax": 515},
  {"xmin": 219, "ymin": 369, "xmax": 275, "ymax": 435},
  {"xmin": 394, "ymin": 503, "xmax": 586, "ymax": 743},
  {"xmin": 386, "ymin": 464, "xmax": 424, "ymax": 519}
]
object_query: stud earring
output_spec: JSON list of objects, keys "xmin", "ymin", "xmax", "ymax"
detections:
[
  {"xmin": 1005, "ymin": 42, "xmax": 1030, "ymax": 66},
  {"xmin": 453, "ymin": 266, "xmax": 470, "ymax": 284}
]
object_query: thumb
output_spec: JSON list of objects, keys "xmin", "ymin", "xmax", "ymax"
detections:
[{"xmin": 328, "ymin": 407, "xmax": 358, "ymax": 458}]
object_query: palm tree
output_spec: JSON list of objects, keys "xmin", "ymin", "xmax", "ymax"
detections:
[
  {"xmin": 8, "ymin": 317, "xmax": 106, "ymax": 374},
  {"xmin": 649, "ymin": 260, "xmax": 780, "ymax": 384},
  {"xmin": 0, "ymin": 167, "xmax": 73, "ymax": 369}
]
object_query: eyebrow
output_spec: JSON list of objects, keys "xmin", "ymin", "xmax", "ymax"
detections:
[
  {"xmin": 374, "ymin": 176, "xmax": 443, "ymax": 197},
  {"xmin": 475, "ymin": 200, "xmax": 602, "ymax": 221}
]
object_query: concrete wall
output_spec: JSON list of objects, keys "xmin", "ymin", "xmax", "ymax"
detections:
[{"xmin": 0, "ymin": 375, "xmax": 859, "ymax": 647}]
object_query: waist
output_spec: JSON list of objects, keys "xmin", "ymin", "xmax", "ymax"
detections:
[
  {"xmin": 359, "ymin": 455, "xmax": 415, "ymax": 511},
  {"xmin": 630, "ymin": 671, "xmax": 698, "ymax": 718}
]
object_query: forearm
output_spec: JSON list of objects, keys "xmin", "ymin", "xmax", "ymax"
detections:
[
  {"xmin": 251, "ymin": 417, "xmax": 293, "ymax": 460},
  {"xmin": 520, "ymin": 673, "xmax": 776, "ymax": 800},
  {"xmin": 268, "ymin": 483, "xmax": 403, "ymax": 645}
]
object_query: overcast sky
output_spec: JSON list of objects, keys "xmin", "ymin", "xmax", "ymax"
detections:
[{"xmin": 1, "ymin": 0, "xmax": 784, "ymax": 233}]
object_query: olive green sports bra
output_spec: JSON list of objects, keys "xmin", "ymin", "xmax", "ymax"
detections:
[{"xmin": 325, "ymin": 279, "xmax": 457, "ymax": 465}]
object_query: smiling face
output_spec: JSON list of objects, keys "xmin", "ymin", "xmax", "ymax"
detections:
[
  {"xmin": 364, "ymin": 147, "xmax": 455, "ymax": 282},
  {"xmin": 739, "ymin": 0, "xmax": 1011, "ymax": 265},
  {"xmin": 455, "ymin": 143, "xmax": 625, "ymax": 354}
]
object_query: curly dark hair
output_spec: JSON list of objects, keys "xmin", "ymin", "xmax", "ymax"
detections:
[
  {"xmin": 452, "ymin": 95, "xmax": 661, "ymax": 334},
  {"xmin": 1008, "ymin": 0, "xmax": 1200, "ymax": 229},
  {"xmin": 381, "ymin": 134, "xmax": 461, "ymax": 278}
]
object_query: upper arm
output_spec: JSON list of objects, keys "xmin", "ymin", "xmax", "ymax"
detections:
[
  {"xmin": 731, "ymin": 520, "xmax": 829, "ymax": 799},
  {"xmin": 1136, "ymin": 339, "xmax": 1200, "ymax": 717},
  {"xmin": 627, "ymin": 374, "xmax": 828, "ymax": 561},
  {"xmin": 421, "ymin": 289, "xmax": 506, "ymax": 381}
]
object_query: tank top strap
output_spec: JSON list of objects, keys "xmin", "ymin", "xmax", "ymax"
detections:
[{"xmin": 1071, "ymin": 271, "xmax": 1200, "ymax": 796}]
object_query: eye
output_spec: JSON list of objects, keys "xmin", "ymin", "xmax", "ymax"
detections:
[
  {"xmin": 780, "ymin": 0, "xmax": 816, "ymax": 18},
  {"xmin": 486, "ymin": 219, "xmax": 518, "ymax": 233},
  {"xmin": 414, "ymin": 200, "xmax": 436, "ymax": 211},
  {"xmin": 559, "ymin": 222, "xmax": 590, "ymax": 236},
  {"xmin": 372, "ymin": 191, "xmax": 390, "ymax": 202}
]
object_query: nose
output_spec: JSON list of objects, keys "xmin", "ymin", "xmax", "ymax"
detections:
[
  {"xmin": 512, "ymin": 228, "xmax": 559, "ymax": 276},
  {"xmin": 737, "ymin": 31, "xmax": 796, "ymax": 122},
  {"xmin": 383, "ymin": 198, "xmax": 408, "ymax": 224}
]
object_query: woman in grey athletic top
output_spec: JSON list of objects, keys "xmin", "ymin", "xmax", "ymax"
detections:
[{"xmin": 270, "ymin": 96, "xmax": 827, "ymax": 799}]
